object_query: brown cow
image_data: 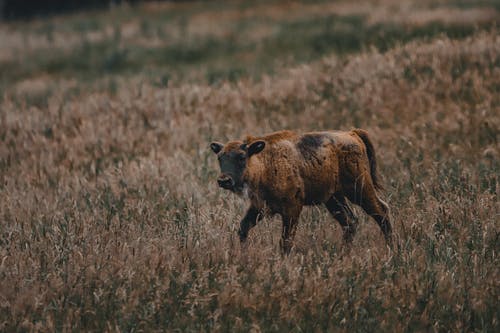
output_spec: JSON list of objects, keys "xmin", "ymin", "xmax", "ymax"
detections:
[{"xmin": 210, "ymin": 129, "xmax": 391, "ymax": 254}]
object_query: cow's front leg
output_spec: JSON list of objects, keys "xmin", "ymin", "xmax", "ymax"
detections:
[
  {"xmin": 280, "ymin": 206, "xmax": 302, "ymax": 255},
  {"xmin": 238, "ymin": 206, "xmax": 262, "ymax": 242}
]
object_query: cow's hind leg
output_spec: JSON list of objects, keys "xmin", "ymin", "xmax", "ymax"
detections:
[
  {"xmin": 346, "ymin": 181, "xmax": 392, "ymax": 245},
  {"xmin": 325, "ymin": 195, "xmax": 358, "ymax": 243}
]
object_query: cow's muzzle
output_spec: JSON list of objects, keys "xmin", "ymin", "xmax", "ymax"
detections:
[{"xmin": 217, "ymin": 174, "xmax": 234, "ymax": 190}]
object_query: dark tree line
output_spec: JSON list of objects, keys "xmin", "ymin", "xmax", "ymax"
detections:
[{"xmin": 0, "ymin": 0, "xmax": 191, "ymax": 20}]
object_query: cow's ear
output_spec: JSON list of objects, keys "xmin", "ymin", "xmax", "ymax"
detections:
[
  {"xmin": 210, "ymin": 142, "xmax": 224, "ymax": 154},
  {"xmin": 247, "ymin": 140, "xmax": 265, "ymax": 157}
]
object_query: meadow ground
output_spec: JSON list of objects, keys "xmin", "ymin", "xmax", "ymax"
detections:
[{"xmin": 0, "ymin": 0, "xmax": 499, "ymax": 331}]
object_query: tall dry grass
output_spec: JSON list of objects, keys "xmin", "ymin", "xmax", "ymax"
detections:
[{"xmin": 0, "ymin": 1, "xmax": 499, "ymax": 331}]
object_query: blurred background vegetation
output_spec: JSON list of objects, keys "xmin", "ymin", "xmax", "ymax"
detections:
[{"xmin": 0, "ymin": 0, "xmax": 498, "ymax": 98}]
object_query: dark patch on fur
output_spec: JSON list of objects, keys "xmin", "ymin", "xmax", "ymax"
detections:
[
  {"xmin": 297, "ymin": 134, "xmax": 325, "ymax": 160},
  {"xmin": 341, "ymin": 143, "xmax": 361, "ymax": 154}
]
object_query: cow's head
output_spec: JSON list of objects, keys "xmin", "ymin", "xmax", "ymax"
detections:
[{"xmin": 210, "ymin": 139, "xmax": 266, "ymax": 193}]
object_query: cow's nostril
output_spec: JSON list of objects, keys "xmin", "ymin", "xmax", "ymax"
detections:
[{"xmin": 217, "ymin": 176, "xmax": 233, "ymax": 189}]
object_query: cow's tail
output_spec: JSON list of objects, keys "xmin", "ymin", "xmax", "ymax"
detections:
[{"xmin": 352, "ymin": 128, "xmax": 383, "ymax": 191}]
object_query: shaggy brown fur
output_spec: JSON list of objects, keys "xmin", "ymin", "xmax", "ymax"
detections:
[{"xmin": 211, "ymin": 129, "xmax": 391, "ymax": 254}]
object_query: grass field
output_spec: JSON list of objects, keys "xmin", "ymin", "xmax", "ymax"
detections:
[{"xmin": 0, "ymin": 0, "xmax": 499, "ymax": 331}]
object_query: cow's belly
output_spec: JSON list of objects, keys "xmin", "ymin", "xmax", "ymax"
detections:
[{"xmin": 303, "ymin": 177, "xmax": 336, "ymax": 205}]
